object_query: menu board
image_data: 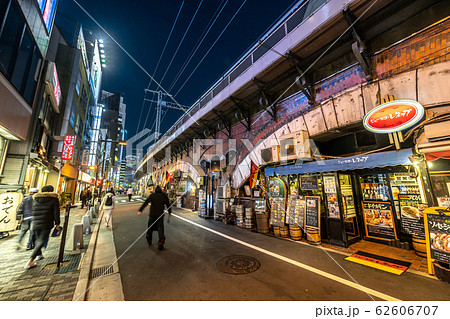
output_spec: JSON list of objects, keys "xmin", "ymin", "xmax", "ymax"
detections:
[
  {"xmin": 437, "ymin": 197, "xmax": 450, "ymax": 208},
  {"xmin": 305, "ymin": 196, "xmax": 320, "ymax": 228},
  {"xmin": 300, "ymin": 175, "xmax": 318, "ymax": 190},
  {"xmin": 427, "ymin": 213, "xmax": 450, "ymax": 263},
  {"xmin": 286, "ymin": 195, "xmax": 305, "ymax": 227},
  {"xmin": 269, "ymin": 198, "xmax": 286, "ymax": 227},
  {"xmin": 323, "ymin": 176, "xmax": 337, "ymax": 193},
  {"xmin": 399, "ymin": 194, "xmax": 426, "ymax": 237},
  {"xmin": 289, "ymin": 175, "xmax": 299, "ymax": 195},
  {"xmin": 363, "ymin": 201, "xmax": 396, "ymax": 240},
  {"xmin": 267, "ymin": 178, "xmax": 287, "ymax": 198}
]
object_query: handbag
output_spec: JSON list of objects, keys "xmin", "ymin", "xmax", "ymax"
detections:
[{"xmin": 51, "ymin": 226, "xmax": 62, "ymax": 237}]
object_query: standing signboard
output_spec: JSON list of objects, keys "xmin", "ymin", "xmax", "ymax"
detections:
[
  {"xmin": 305, "ymin": 196, "xmax": 320, "ymax": 228},
  {"xmin": 424, "ymin": 208, "xmax": 450, "ymax": 275},
  {"xmin": 267, "ymin": 178, "xmax": 287, "ymax": 227},
  {"xmin": 362, "ymin": 201, "xmax": 396, "ymax": 240},
  {"xmin": 0, "ymin": 193, "xmax": 23, "ymax": 233},
  {"xmin": 399, "ymin": 194, "xmax": 426, "ymax": 237}
]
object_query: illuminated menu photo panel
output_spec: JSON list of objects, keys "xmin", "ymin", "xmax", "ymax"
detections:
[
  {"xmin": 363, "ymin": 100, "xmax": 424, "ymax": 133},
  {"xmin": 35, "ymin": 0, "xmax": 58, "ymax": 33}
]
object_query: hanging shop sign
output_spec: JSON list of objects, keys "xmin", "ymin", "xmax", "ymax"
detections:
[
  {"xmin": 62, "ymin": 135, "xmax": 75, "ymax": 160},
  {"xmin": 363, "ymin": 201, "xmax": 396, "ymax": 240},
  {"xmin": 363, "ymin": 100, "xmax": 424, "ymax": 133},
  {"xmin": 305, "ymin": 196, "xmax": 320, "ymax": 228},
  {"xmin": 300, "ymin": 175, "xmax": 318, "ymax": 190},
  {"xmin": 267, "ymin": 178, "xmax": 287, "ymax": 198},
  {"xmin": 0, "ymin": 192, "xmax": 23, "ymax": 232},
  {"xmin": 399, "ymin": 194, "xmax": 426, "ymax": 237},
  {"xmin": 44, "ymin": 62, "xmax": 62, "ymax": 113},
  {"xmin": 424, "ymin": 209, "xmax": 450, "ymax": 264}
]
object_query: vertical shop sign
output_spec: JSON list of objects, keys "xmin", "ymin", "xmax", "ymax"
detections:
[
  {"xmin": 363, "ymin": 201, "xmax": 396, "ymax": 240},
  {"xmin": 426, "ymin": 213, "xmax": 450, "ymax": 264},
  {"xmin": 62, "ymin": 135, "xmax": 75, "ymax": 160},
  {"xmin": 0, "ymin": 193, "xmax": 23, "ymax": 232},
  {"xmin": 300, "ymin": 175, "xmax": 318, "ymax": 190},
  {"xmin": 324, "ymin": 175, "xmax": 340, "ymax": 219}
]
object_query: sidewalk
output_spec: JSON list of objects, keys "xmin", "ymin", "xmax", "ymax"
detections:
[{"xmin": 0, "ymin": 207, "xmax": 95, "ymax": 301}]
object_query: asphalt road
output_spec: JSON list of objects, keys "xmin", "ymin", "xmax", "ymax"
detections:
[{"xmin": 111, "ymin": 196, "xmax": 450, "ymax": 301}]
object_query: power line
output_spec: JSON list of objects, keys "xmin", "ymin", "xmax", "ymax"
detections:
[
  {"xmin": 174, "ymin": 0, "xmax": 248, "ymax": 97},
  {"xmin": 158, "ymin": 0, "xmax": 204, "ymax": 86},
  {"xmin": 168, "ymin": 0, "xmax": 229, "ymax": 93},
  {"xmin": 139, "ymin": 1, "xmax": 185, "ymax": 132}
]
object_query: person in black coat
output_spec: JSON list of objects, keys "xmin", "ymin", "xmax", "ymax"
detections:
[
  {"xmin": 138, "ymin": 185, "xmax": 172, "ymax": 250},
  {"xmin": 24, "ymin": 185, "xmax": 61, "ymax": 269},
  {"xmin": 16, "ymin": 188, "xmax": 39, "ymax": 250}
]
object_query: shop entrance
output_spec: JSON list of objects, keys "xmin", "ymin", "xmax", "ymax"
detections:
[{"xmin": 323, "ymin": 173, "xmax": 362, "ymax": 247}]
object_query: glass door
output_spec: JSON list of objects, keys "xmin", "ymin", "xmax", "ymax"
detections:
[{"xmin": 339, "ymin": 173, "xmax": 361, "ymax": 245}]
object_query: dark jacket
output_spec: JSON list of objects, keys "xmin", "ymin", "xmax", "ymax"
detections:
[
  {"xmin": 139, "ymin": 189, "xmax": 172, "ymax": 217},
  {"xmin": 32, "ymin": 192, "xmax": 61, "ymax": 230},
  {"xmin": 17, "ymin": 195, "xmax": 34, "ymax": 220}
]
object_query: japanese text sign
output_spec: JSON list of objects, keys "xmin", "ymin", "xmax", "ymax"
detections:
[{"xmin": 62, "ymin": 135, "xmax": 75, "ymax": 160}]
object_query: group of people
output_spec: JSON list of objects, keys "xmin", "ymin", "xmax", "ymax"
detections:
[
  {"xmin": 17, "ymin": 183, "xmax": 173, "ymax": 270},
  {"xmin": 17, "ymin": 185, "xmax": 61, "ymax": 269}
]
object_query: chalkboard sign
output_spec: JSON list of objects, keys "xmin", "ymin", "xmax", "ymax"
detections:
[
  {"xmin": 305, "ymin": 196, "xmax": 320, "ymax": 228},
  {"xmin": 426, "ymin": 213, "xmax": 450, "ymax": 264},
  {"xmin": 300, "ymin": 175, "xmax": 318, "ymax": 190},
  {"xmin": 267, "ymin": 178, "xmax": 286, "ymax": 199}
]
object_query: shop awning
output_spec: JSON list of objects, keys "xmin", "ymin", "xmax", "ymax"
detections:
[
  {"xmin": 61, "ymin": 163, "xmax": 78, "ymax": 179},
  {"xmin": 265, "ymin": 148, "xmax": 414, "ymax": 176}
]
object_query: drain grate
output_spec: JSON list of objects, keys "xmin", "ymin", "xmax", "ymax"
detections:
[
  {"xmin": 19, "ymin": 254, "xmax": 81, "ymax": 278},
  {"xmin": 215, "ymin": 255, "xmax": 261, "ymax": 275},
  {"xmin": 90, "ymin": 265, "xmax": 114, "ymax": 279}
]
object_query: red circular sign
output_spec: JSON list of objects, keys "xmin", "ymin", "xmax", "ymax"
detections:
[{"xmin": 363, "ymin": 100, "xmax": 424, "ymax": 133}]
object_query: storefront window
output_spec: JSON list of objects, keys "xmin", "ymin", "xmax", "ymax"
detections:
[{"xmin": 428, "ymin": 158, "xmax": 450, "ymax": 207}]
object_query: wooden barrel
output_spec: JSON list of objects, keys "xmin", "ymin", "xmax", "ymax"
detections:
[
  {"xmin": 306, "ymin": 226, "xmax": 321, "ymax": 245},
  {"xmin": 279, "ymin": 226, "xmax": 289, "ymax": 238},
  {"xmin": 255, "ymin": 213, "xmax": 269, "ymax": 234},
  {"xmin": 273, "ymin": 226, "xmax": 280, "ymax": 237},
  {"xmin": 412, "ymin": 235, "xmax": 427, "ymax": 257},
  {"xmin": 245, "ymin": 208, "xmax": 254, "ymax": 229},
  {"xmin": 289, "ymin": 225, "xmax": 303, "ymax": 241}
]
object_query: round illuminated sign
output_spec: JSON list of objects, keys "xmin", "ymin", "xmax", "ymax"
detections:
[{"xmin": 363, "ymin": 100, "xmax": 424, "ymax": 133}]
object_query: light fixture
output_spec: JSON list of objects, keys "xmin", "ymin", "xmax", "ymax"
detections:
[
  {"xmin": 99, "ymin": 39, "xmax": 104, "ymax": 44},
  {"xmin": 101, "ymin": 54, "xmax": 105, "ymax": 58},
  {"xmin": 100, "ymin": 50, "xmax": 105, "ymax": 53},
  {"xmin": 101, "ymin": 58, "xmax": 106, "ymax": 63},
  {"xmin": 99, "ymin": 44, "xmax": 104, "ymax": 48}
]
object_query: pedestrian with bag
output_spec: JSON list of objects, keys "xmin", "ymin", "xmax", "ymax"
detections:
[
  {"xmin": 100, "ymin": 188, "xmax": 115, "ymax": 227},
  {"xmin": 25, "ymin": 185, "xmax": 61, "ymax": 269},
  {"xmin": 16, "ymin": 188, "xmax": 39, "ymax": 250},
  {"xmin": 138, "ymin": 185, "xmax": 171, "ymax": 250},
  {"xmin": 127, "ymin": 187, "xmax": 133, "ymax": 201}
]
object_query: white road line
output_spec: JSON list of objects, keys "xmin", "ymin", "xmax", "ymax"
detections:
[{"xmin": 172, "ymin": 213, "xmax": 401, "ymax": 301}]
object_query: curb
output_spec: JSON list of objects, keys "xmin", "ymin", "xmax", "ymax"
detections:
[{"xmin": 72, "ymin": 211, "xmax": 104, "ymax": 301}]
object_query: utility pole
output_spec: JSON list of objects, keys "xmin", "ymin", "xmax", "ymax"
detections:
[{"xmin": 144, "ymin": 90, "xmax": 189, "ymax": 140}]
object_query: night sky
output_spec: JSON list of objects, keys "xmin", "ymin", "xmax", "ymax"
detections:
[{"xmin": 56, "ymin": 0, "xmax": 299, "ymax": 140}]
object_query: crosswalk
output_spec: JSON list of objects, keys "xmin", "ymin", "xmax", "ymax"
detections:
[{"xmin": 116, "ymin": 198, "xmax": 145, "ymax": 204}]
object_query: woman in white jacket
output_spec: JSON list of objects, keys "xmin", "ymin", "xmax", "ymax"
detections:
[{"xmin": 100, "ymin": 188, "xmax": 116, "ymax": 227}]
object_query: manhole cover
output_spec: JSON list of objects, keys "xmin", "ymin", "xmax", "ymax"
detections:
[{"xmin": 215, "ymin": 255, "xmax": 260, "ymax": 275}]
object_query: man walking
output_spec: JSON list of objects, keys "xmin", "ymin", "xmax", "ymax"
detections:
[
  {"xmin": 127, "ymin": 187, "xmax": 133, "ymax": 201},
  {"xmin": 16, "ymin": 188, "xmax": 39, "ymax": 250},
  {"xmin": 100, "ymin": 188, "xmax": 116, "ymax": 227},
  {"xmin": 80, "ymin": 188, "xmax": 87, "ymax": 209},
  {"xmin": 25, "ymin": 185, "xmax": 60, "ymax": 269},
  {"xmin": 138, "ymin": 185, "xmax": 171, "ymax": 250}
]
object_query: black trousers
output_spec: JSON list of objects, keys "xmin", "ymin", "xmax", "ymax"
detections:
[
  {"xmin": 128, "ymin": 194, "xmax": 132, "ymax": 201},
  {"xmin": 146, "ymin": 215, "xmax": 165, "ymax": 245},
  {"xmin": 31, "ymin": 228, "xmax": 51, "ymax": 259}
]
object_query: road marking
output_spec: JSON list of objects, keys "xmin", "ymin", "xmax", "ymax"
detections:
[{"xmin": 172, "ymin": 213, "xmax": 401, "ymax": 301}]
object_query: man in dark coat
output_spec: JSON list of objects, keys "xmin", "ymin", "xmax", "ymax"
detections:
[
  {"xmin": 16, "ymin": 188, "xmax": 39, "ymax": 250},
  {"xmin": 138, "ymin": 185, "xmax": 171, "ymax": 250},
  {"xmin": 25, "ymin": 185, "xmax": 61, "ymax": 269}
]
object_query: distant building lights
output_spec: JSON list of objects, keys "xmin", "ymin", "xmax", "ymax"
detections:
[
  {"xmin": 99, "ymin": 44, "xmax": 104, "ymax": 48},
  {"xmin": 99, "ymin": 39, "xmax": 104, "ymax": 44}
]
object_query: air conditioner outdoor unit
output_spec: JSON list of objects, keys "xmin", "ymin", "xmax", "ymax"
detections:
[
  {"xmin": 260, "ymin": 145, "xmax": 280, "ymax": 165},
  {"xmin": 279, "ymin": 130, "xmax": 312, "ymax": 161},
  {"xmin": 217, "ymin": 186, "xmax": 231, "ymax": 199}
]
